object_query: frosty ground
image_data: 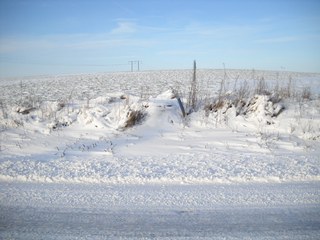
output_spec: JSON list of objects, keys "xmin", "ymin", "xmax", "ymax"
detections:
[{"xmin": 0, "ymin": 69, "xmax": 320, "ymax": 238}]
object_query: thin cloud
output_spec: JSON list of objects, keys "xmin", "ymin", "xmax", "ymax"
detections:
[
  {"xmin": 110, "ymin": 21, "xmax": 137, "ymax": 34},
  {"xmin": 111, "ymin": 19, "xmax": 171, "ymax": 34}
]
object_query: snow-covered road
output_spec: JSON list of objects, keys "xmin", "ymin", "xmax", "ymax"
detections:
[{"xmin": 1, "ymin": 182, "xmax": 319, "ymax": 239}]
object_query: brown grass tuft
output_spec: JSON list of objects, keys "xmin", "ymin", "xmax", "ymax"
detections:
[{"xmin": 124, "ymin": 110, "xmax": 146, "ymax": 128}]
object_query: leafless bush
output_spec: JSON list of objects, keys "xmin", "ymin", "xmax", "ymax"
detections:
[
  {"xmin": 279, "ymin": 76, "xmax": 295, "ymax": 99},
  {"xmin": 204, "ymin": 99, "xmax": 227, "ymax": 114},
  {"xmin": 211, "ymin": 70, "xmax": 228, "ymax": 115},
  {"xmin": 255, "ymin": 77, "xmax": 270, "ymax": 95},
  {"xmin": 123, "ymin": 109, "xmax": 146, "ymax": 128},
  {"xmin": 216, "ymin": 78, "xmax": 226, "ymax": 105},
  {"xmin": 235, "ymin": 80, "xmax": 250, "ymax": 106},
  {"xmin": 301, "ymin": 87, "xmax": 312, "ymax": 100}
]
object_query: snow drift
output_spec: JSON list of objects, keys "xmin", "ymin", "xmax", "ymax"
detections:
[{"xmin": 0, "ymin": 69, "xmax": 319, "ymax": 184}]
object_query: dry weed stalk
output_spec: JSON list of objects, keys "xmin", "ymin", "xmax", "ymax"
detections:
[{"xmin": 124, "ymin": 109, "xmax": 145, "ymax": 128}]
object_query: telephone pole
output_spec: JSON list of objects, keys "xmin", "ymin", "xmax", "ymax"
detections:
[
  {"xmin": 129, "ymin": 61, "xmax": 134, "ymax": 72},
  {"xmin": 128, "ymin": 60, "xmax": 140, "ymax": 72}
]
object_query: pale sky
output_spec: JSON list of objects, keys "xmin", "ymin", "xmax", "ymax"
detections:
[{"xmin": 1, "ymin": 0, "xmax": 320, "ymax": 77}]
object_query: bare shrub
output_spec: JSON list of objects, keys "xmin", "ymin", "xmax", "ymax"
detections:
[
  {"xmin": 269, "ymin": 81, "xmax": 282, "ymax": 104},
  {"xmin": 213, "ymin": 69, "xmax": 228, "ymax": 114},
  {"xmin": 235, "ymin": 80, "xmax": 250, "ymax": 106},
  {"xmin": 124, "ymin": 109, "xmax": 146, "ymax": 128},
  {"xmin": 217, "ymin": 78, "xmax": 226, "ymax": 103},
  {"xmin": 301, "ymin": 87, "xmax": 312, "ymax": 100},
  {"xmin": 255, "ymin": 77, "xmax": 270, "ymax": 95},
  {"xmin": 204, "ymin": 99, "xmax": 226, "ymax": 113},
  {"xmin": 280, "ymin": 76, "xmax": 295, "ymax": 99}
]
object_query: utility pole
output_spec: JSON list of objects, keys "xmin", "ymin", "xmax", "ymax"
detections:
[
  {"xmin": 128, "ymin": 60, "xmax": 140, "ymax": 72},
  {"xmin": 129, "ymin": 61, "xmax": 134, "ymax": 72}
]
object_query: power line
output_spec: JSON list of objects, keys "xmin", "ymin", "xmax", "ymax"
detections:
[
  {"xmin": 2, "ymin": 59, "xmax": 145, "ymax": 73},
  {"xmin": 0, "ymin": 59, "xmax": 130, "ymax": 67}
]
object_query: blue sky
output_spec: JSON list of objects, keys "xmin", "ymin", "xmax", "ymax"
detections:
[{"xmin": 0, "ymin": 0, "xmax": 320, "ymax": 77}]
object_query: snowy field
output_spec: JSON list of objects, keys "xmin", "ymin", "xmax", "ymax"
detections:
[{"xmin": 0, "ymin": 69, "xmax": 320, "ymax": 238}]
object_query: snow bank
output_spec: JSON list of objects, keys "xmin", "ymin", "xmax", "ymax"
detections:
[{"xmin": 0, "ymin": 70, "xmax": 319, "ymax": 184}]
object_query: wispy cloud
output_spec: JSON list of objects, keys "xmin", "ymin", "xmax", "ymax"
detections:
[
  {"xmin": 111, "ymin": 19, "xmax": 172, "ymax": 35},
  {"xmin": 110, "ymin": 21, "xmax": 137, "ymax": 34}
]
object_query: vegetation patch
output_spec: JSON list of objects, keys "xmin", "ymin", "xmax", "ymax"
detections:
[{"xmin": 123, "ymin": 109, "xmax": 146, "ymax": 128}]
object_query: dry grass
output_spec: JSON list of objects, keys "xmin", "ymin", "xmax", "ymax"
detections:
[{"xmin": 124, "ymin": 110, "xmax": 146, "ymax": 128}]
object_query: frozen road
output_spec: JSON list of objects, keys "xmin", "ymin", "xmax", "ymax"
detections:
[{"xmin": 1, "ymin": 182, "xmax": 320, "ymax": 239}]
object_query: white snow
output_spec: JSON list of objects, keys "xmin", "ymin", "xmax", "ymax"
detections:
[
  {"xmin": 1, "ymin": 69, "xmax": 319, "ymax": 184},
  {"xmin": 0, "ymin": 69, "xmax": 319, "ymax": 238},
  {"xmin": 1, "ymin": 182, "xmax": 319, "ymax": 239}
]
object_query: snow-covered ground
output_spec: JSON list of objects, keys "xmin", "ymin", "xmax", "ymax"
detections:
[
  {"xmin": 0, "ymin": 182, "xmax": 319, "ymax": 239},
  {"xmin": 0, "ymin": 69, "xmax": 320, "ymax": 238}
]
